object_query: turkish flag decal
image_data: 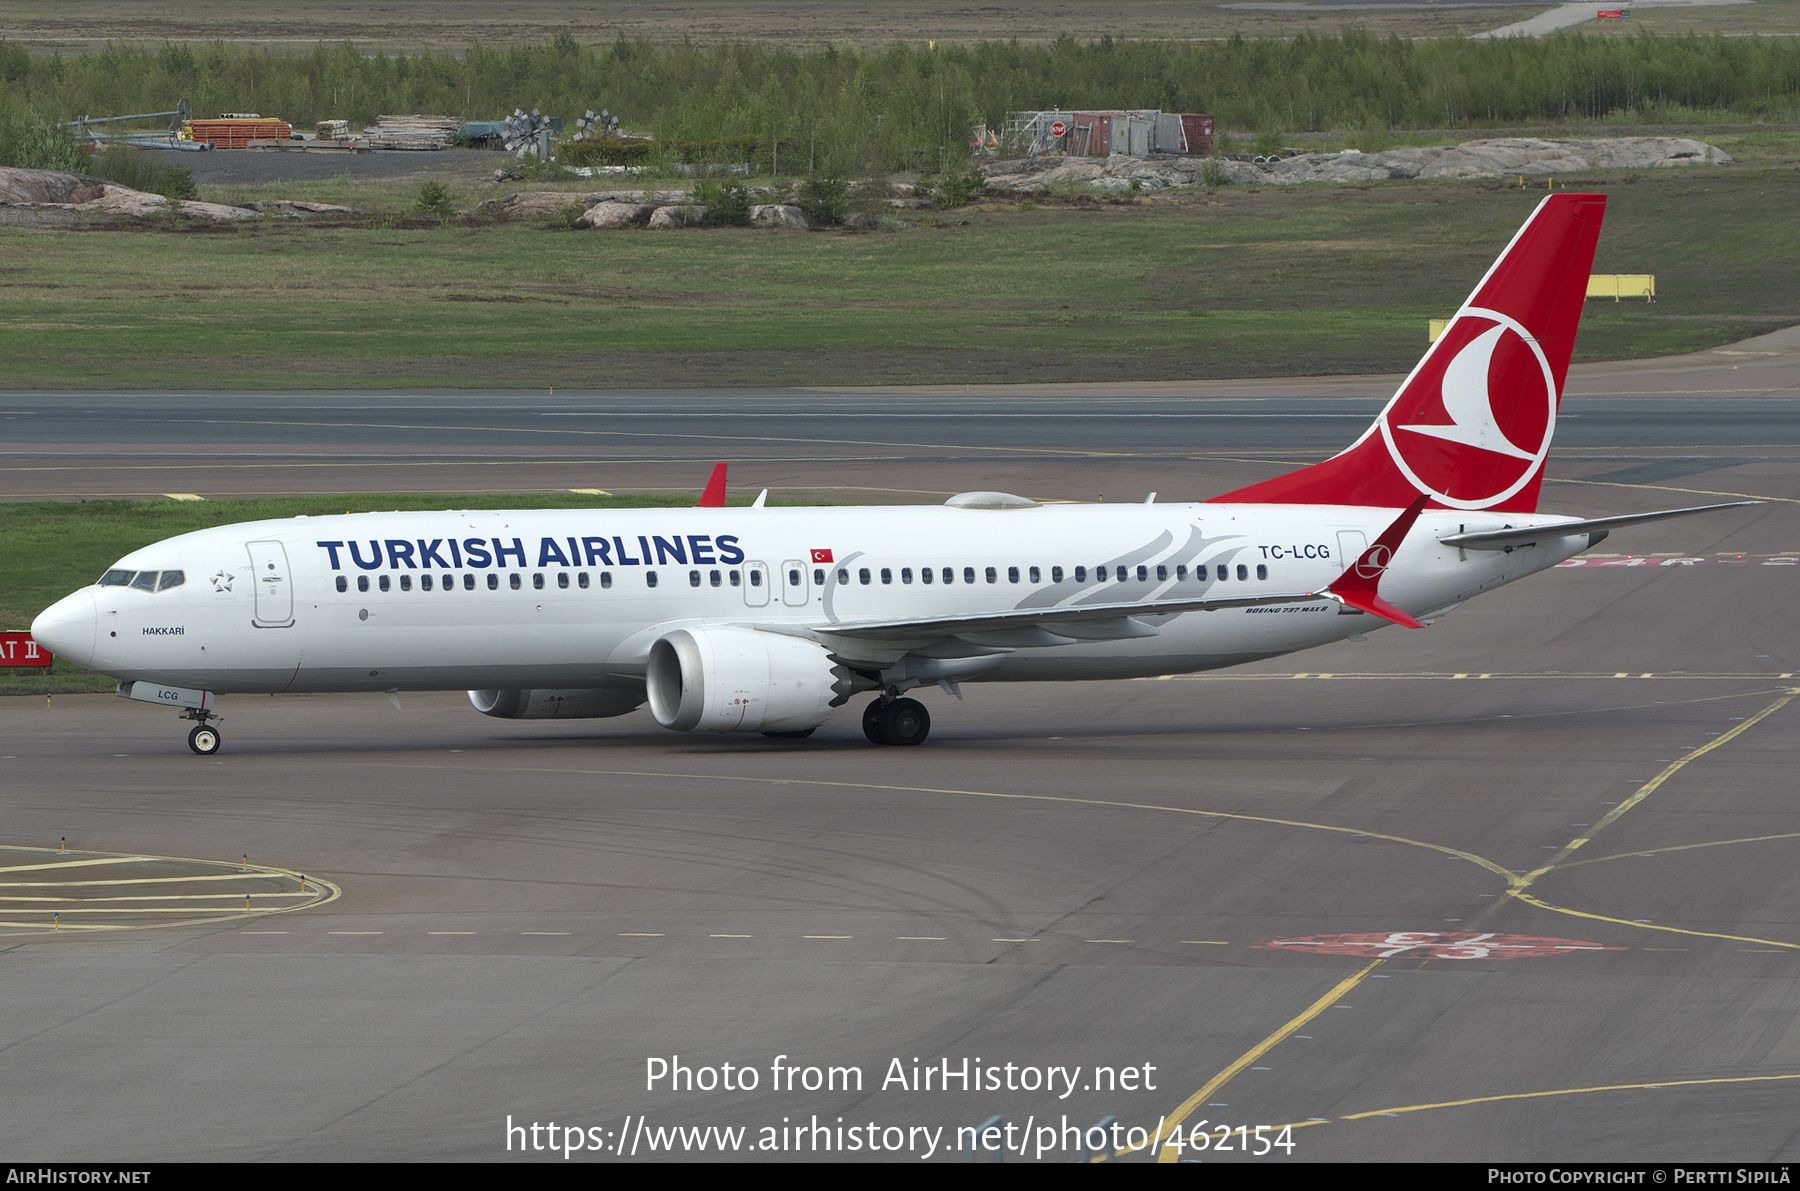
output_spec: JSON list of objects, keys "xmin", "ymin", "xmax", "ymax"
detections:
[{"xmin": 810, "ymin": 548, "xmax": 833, "ymax": 564}]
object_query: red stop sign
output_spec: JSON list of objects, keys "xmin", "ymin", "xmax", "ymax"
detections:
[{"xmin": 1050, "ymin": 120, "xmax": 1067, "ymax": 137}]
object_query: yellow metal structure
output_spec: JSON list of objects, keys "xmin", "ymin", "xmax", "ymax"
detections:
[
  {"xmin": 1586, "ymin": 274, "xmax": 1655, "ymax": 302},
  {"xmin": 1432, "ymin": 275, "xmax": 1656, "ymax": 338}
]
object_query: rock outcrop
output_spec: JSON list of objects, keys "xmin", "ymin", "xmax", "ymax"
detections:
[
  {"xmin": 749, "ymin": 203, "xmax": 809, "ymax": 229},
  {"xmin": 0, "ymin": 167, "xmax": 367, "ymax": 225},
  {"xmin": 980, "ymin": 137, "xmax": 1732, "ymax": 193},
  {"xmin": 647, "ymin": 204, "xmax": 708, "ymax": 229},
  {"xmin": 575, "ymin": 201, "xmax": 655, "ymax": 229}
]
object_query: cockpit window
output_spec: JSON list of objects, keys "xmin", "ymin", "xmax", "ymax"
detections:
[
  {"xmin": 99, "ymin": 569, "xmax": 134, "ymax": 587},
  {"xmin": 156, "ymin": 570, "xmax": 185, "ymax": 592},
  {"xmin": 129, "ymin": 571, "xmax": 159, "ymax": 592}
]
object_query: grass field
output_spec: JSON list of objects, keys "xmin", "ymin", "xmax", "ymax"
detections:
[
  {"xmin": 0, "ymin": 491, "xmax": 794, "ymax": 692},
  {"xmin": 2, "ymin": 128, "xmax": 1796, "ymax": 390},
  {"xmin": 0, "ymin": 0, "xmax": 1572, "ymax": 50},
  {"xmin": 5, "ymin": 0, "xmax": 1795, "ymax": 51}
]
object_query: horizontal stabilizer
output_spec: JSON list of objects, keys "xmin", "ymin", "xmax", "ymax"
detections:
[{"xmin": 1438, "ymin": 501, "xmax": 1761, "ymax": 551}]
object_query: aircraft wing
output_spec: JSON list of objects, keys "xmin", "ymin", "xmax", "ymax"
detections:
[{"xmin": 794, "ymin": 589, "xmax": 1331, "ymax": 647}]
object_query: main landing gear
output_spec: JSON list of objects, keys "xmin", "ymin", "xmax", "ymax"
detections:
[
  {"xmin": 182, "ymin": 707, "xmax": 223, "ymax": 755},
  {"xmin": 863, "ymin": 696, "xmax": 930, "ymax": 747}
]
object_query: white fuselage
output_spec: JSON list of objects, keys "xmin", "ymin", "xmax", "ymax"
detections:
[{"xmin": 35, "ymin": 501, "xmax": 1590, "ymax": 697}]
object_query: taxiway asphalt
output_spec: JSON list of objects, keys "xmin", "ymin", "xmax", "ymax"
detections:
[{"xmin": 1, "ymin": 339, "xmax": 1797, "ymax": 1162}]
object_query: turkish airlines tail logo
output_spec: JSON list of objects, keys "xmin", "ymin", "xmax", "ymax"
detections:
[
  {"xmin": 1209, "ymin": 193, "xmax": 1607, "ymax": 513},
  {"xmin": 1397, "ymin": 324, "xmax": 1538, "ymax": 461}
]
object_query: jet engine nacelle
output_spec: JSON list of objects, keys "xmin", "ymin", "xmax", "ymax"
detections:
[
  {"xmin": 646, "ymin": 626, "xmax": 848, "ymax": 734},
  {"xmin": 468, "ymin": 688, "xmax": 644, "ymax": 720}
]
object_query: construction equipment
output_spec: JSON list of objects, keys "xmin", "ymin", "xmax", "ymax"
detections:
[{"xmin": 66, "ymin": 100, "xmax": 208, "ymax": 151}]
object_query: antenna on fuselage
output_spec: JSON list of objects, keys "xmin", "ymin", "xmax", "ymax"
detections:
[{"xmin": 752, "ymin": 490, "xmax": 768, "ymax": 508}]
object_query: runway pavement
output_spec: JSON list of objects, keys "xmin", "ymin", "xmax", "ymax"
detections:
[
  {"xmin": 2, "ymin": 336, "xmax": 1798, "ymax": 1162},
  {"xmin": 1, "ymin": 328, "xmax": 1795, "ymax": 508}
]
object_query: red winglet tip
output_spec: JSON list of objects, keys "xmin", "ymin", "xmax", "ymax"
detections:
[
  {"xmin": 696, "ymin": 462, "xmax": 727, "ymax": 507},
  {"xmin": 1335, "ymin": 589, "xmax": 1427, "ymax": 630}
]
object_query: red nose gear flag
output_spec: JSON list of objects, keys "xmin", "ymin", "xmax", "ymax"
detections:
[{"xmin": 810, "ymin": 549, "xmax": 833, "ymax": 564}]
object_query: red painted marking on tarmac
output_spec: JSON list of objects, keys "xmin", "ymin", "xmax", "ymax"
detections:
[{"xmin": 1255, "ymin": 931, "xmax": 1627, "ymax": 960}]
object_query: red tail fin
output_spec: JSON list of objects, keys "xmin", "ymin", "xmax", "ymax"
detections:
[
  {"xmin": 696, "ymin": 462, "xmax": 727, "ymax": 507},
  {"xmin": 1211, "ymin": 193, "xmax": 1607, "ymax": 512}
]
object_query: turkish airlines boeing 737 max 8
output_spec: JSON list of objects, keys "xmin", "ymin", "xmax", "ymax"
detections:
[{"xmin": 30, "ymin": 193, "xmax": 1753, "ymax": 753}]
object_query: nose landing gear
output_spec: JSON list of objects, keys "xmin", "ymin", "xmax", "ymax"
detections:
[
  {"xmin": 864, "ymin": 696, "xmax": 930, "ymax": 746},
  {"xmin": 181, "ymin": 707, "xmax": 223, "ymax": 755}
]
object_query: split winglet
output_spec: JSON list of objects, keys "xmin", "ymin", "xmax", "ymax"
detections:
[
  {"xmin": 696, "ymin": 462, "xmax": 727, "ymax": 508},
  {"xmin": 1325, "ymin": 495, "xmax": 1430, "ymax": 628}
]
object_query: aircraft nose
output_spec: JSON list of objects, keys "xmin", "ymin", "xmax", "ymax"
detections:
[{"xmin": 31, "ymin": 589, "xmax": 96, "ymax": 669}]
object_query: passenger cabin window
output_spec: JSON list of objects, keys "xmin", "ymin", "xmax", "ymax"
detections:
[
  {"xmin": 578, "ymin": 572, "xmax": 590, "ymax": 589},
  {"xmin": 358, "ymin": 576, "xmax": 370, "ymax": 593},
  {"xmin": 881, "ymin": 568, "xmax": 893, "ymax": 585},
  {"xmin": 1029, "ymin": 566, "xmax": 1040, "ymax": 583},
  {"xmin": 1051, "ymin": 566, "xmax": 1063, "ymax": 583},
  {"xmin": 509, "ymin": 574, "xmax": 522, "ymax": 590},
  {"xmin": 859, "ymin": 568, "xmax": 871, "ymax": 585},
  {"xmin": 813, "ymin": 568, "xmax": 825, "ymax": 586},
  {"xmin": 963, "ymin": 567, "xmax": 975, "ymax": 584},
  {"xmin": 985, "ymin": 567, "xmax": 997, "ymax": 584},
  {"xmin": 690, "ymin": 570, "xmax": 702, "ymax": 587},
  {"xmin": 942, "ymin": 568, "xmax": 954, "ymax": 584},
  {"xmin": 557, "ymin": 572, "xmax": 569, "ymax": 589},
  {"xmin": 1257, "ymin": 564, "xmax": 1268, "ymax": 580},
  {"xmin": 1216, "ymin": 564, "xmax": 1228, "ymax": 581},
  {"xmin": 422, "ymin": 574, "xmax": 433, "ymax": 591},
  {"xmin": 1074, "ymin": 566, "xmax": 1087, "ymax": 583},
  {"xmin": 487, "ymin": 574, "xmax": 499, "ymax": 590},
  {"xmin": 900, "ymin": 568, "xmax": 912, "ymax": 585},
  {"xmin": 749, "ymin": 570, "xmax": 762, "ymax": 587},
  {"xmin": 1176, "ymin": 565, "xmax": 1187, "ymax": 580},
  {"xmin": 921, "ymin": 567, "xmax": 933, "ymax": 585},
  {"xmin": 379, "ymin": 575, "xmax": 390, "ymax": 592},
  {"xmin": 790, "ymin": 568, "xmax": 803, "ymax": 587},
  {"xmin": 728, "ymin": 570, "xmax": 740, "ymax": 587},
  {"xmin": 600, "ymin": 572, "xmax": 612, "ymax": 589},
  {"xmin": 647, "ymin": 571, "xmax": 659, "ymax": 588},
  {"xmin": 710, "ymin": 570, "xmax": 722, "ymax": 587},
  {"xmin": 1137, "ymin": 565, "xmax": 1149, "ymax": 582},
  {"xmin": 399, "ymin": 575, "xmax": 411, "ymax": 592},
  {"xmin": 837, "ymin": 568, "xmax": 849, "ymax": 585},
  {"xmin": 1236, "ymin": 564, "xmax": 1249, "ymax": 581},
  {"xmin": 1008, "ymin": 566, "xmax": 1019, "ymax": 584},
  {"xmin": 336, "ymin": 576, "xmax": 348, "ymax": 593},
  {"xmin": 533, "ymin": 573, "xmax": 545, "ymax": 590},
  {"xmin": 1156, "ymin": 565, "xmax": 1167, "ymax": 582},
  {"xmin": 465, "ymin": 574, "xmax": 476, "ymax": 590}
]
